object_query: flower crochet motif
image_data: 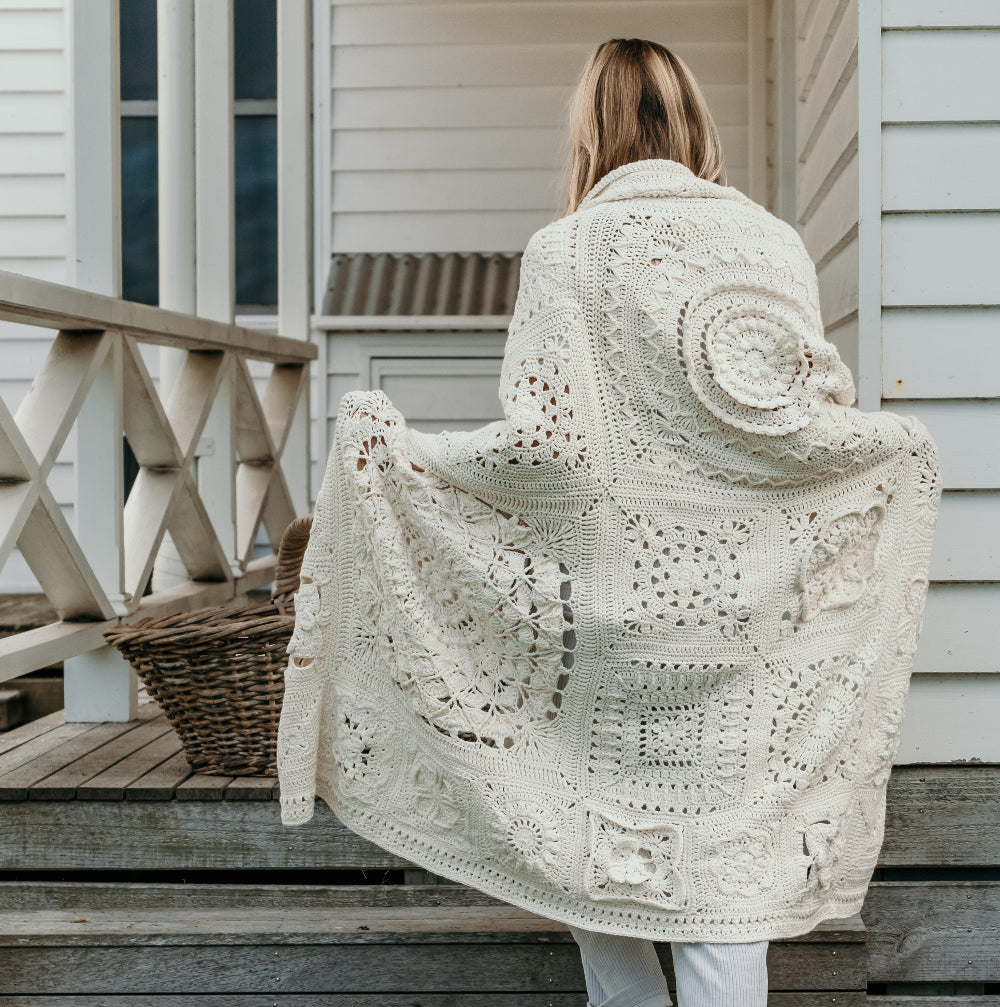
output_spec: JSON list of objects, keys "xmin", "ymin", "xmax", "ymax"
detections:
[
  {"xmin": 275, "ymin": 158, "xmax": 942, "ymax": 943},
  {"xmin": 587, "ymin": 811, "xmax": 686, "ymax": 910},
  {"xmin": 709, "ymin": 309, "xmax": 807, "ymax": 407},
  {"xmin": 798, "ymin": 503, "xmax": 886, "ymax": 621},
  {"xmin": 707, "ymin": 826, "xmax": 775, "ymax": 898}
]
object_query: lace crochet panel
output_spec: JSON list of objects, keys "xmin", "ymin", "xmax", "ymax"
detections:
[{"xmin": 344, "ymin": 406, "xmax": 575, "ymax": 756}]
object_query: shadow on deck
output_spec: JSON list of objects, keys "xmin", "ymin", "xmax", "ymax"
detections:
[{"xmin": 0, "ymin": 692, "xmax": 996, "ymax": 1004}]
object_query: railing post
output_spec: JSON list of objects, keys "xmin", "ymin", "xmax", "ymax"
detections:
[
  {"xmin": 153, "ymin": 0, "xmax": 197, "ymax": 592},
  {"xmin": 194, "ymin": 0, "xmax": 240, "ymax": 578},
  {"xmin": 63, "ymin": 0, "xmax": 137, "ymax": 722},
  {"xmin": 278, "ymin": 1, "xmax": 314, "ymax": 517},
  {"xmin": 63, "ymin": 337, "xmax": 137, "ymax": 722}
]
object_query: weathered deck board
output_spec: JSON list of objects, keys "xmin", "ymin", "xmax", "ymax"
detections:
[
  {"xmin": 0, "ymin": 703, "xmax": 166, "ymax": 800},
  {"xmin": 174, "ymin": 773, "xmax": 234, "ymax": 799},
  {"xmin": 224, "ymin": 776, "xmax": 278, "ymax": 800},
  {"xmin": 872, "ymin": 1000, "xmax": 1000, "ymax": 1007},
  {"xmin": 0, "ymin": 799, "xmax": 428, "ymax": 870},
  {"xmin": 0, "ymin": 882, "xmax": 488, "ymax": 912},
  {"xmin": 864, "ymin": 881, "xmax": 1000, "ymax": 983},
  {"xmin": 0, "ymin": 996, "xmax": 866, "ymax": 1006},
  {"xmin": 0, "ymin": 707, "xmax": 69, "ymax": 758},
  {"xmin": 0, "ymin": 882, "xmax": 864, "ymax": 930},
  {"xmin": 0, "ymin": 903, "xmax": 865, "ymax": 994},
  {"xmin": 882, "ymin": 765, "xmax": 1000, "ymax": 866},
  {"xmin": 0, "ymin": 946, "xmax": 864, "ymax": 998},
  {"xmin": 76, "ymin": 728, "xmax": 184, "ymax": 800},
  {"xmin": 0, "ymin": 721, "xmax": 116, "ymax": 786},
  {"xmin": 33, "ymin": 715, "xmax": 174, "ymax": 801},
  {"xmin": 123, "ymin": 750, "xmax": 193, "ymax": 800},
  {"xmin": 0, "ymin": 905, "xmax": 864, "ymax": 944}
]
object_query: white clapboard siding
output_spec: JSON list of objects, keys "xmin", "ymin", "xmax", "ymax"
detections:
[
  {"xmin": 0, "ymin": 133, "xmax": 65, "ymax": 175},
  {"xmin": 0, "ymin": 217, "xmax": 67, "ymax": 259},
  {"xmin": 328, "ymin": 0, "xmax": 755, "ymax": 252},
  {"xmin": 802, "ymin": 146, "xmax": 858, "ymax": 272},
  {"xmin": 332, "ymin": 81, "xmax": 748, "ymax": 130},
  {"xmin": 883, "ymin": 123, "xmax": 1000, "ymax": 211},
  {"xmin": 332, "ymin": 125, "xmax": 750, "ymax": 174},
  {"xmin": 332, "ymin": 2, "xmax": 749, "ymax": 47},
  {"xmin": 814, "ymin": 234, "xmax": 859, "ymax": 359},
  {"xmin": 331, "ymin": 43, "xmax": 749, "ymax": 90},
  {"xmin": 882, "ymin": 214, "xmax": 999, "ymax": 306},
  {"xmin": 331, "ymin": 211, "xmax": 554, "ymax": 254},
  {"xmin": 882, "ymin": 308, "xmax": 1000, "ymax": 400},
  {"xmin": 0, "ymin": 49, "xmax": 63, "ymax": 91},
  {"xmin": 793, "ymin": 0, "xmax": 860, "ymax": 348},
  {"xmin": 0, "ymin": 90, "xmax": 66, "ymax": 133},
  {"xmin": 879, "ymin": 11, "xmax": 1000, "ymax": 761},
  {"xmin": 332, "ymin": 128, "xmax": 564, "ymax": 172},
  {"xmin": 882, "ymin": 29, "xmax": 1000, "ymax": 122},
  {"xmin": 915, "ymin": 584, "xmax": 1000, "ymax": 676},
  {"xmin": 928, "ymin": 493, "xmax": 999, "ymax": 583},
  {"xmin": 333, "ymin": 169, "xmax": 560, "ymax": 212},
  {"xmin": 0, "ymin": 2, "xmax": 71, "ymax": 593},
  {"xmin": 0, "ymin": 258, "xmax": 66, "ymax": 284},
  {"xmin": 0, "ymin": 175, "xmax": 66, "ymax": 217},
  {"xmin": 896, "ymin": 674, "xmax": 997, "ymax": 763},
  {"xmin": 883, "ymin": 0, "xmax": 1000, "ymax": 28}
]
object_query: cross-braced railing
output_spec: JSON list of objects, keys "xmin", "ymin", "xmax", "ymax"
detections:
[{"xmin": 0, "ymin": 269, "xmax": 316, "ymax": 717}]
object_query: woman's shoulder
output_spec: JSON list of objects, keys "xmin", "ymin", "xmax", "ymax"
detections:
[{"xmin": 516, "ymin": 217, "xmax": 579, "ymax": 292}]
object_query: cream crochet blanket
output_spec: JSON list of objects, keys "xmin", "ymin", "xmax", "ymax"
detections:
[{"xmin": 276, "ymin": 158, "xmax": 942, "ymax": 941}]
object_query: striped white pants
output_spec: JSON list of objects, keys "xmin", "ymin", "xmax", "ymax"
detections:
[{"xmin": 567, "ymin": 924, "xmax": 769, "ymax": 1007}]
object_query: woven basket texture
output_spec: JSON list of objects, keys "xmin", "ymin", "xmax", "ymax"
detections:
[{"xmin": 104, "ymin": 515, "xmax": 314, "ymax": 777}]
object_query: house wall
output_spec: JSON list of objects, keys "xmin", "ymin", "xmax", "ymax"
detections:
[
  {"xmin": 761, "ymin": 1, "xmax": 998, "ymax": 763},
  {"xmin": 877, "ymin": 0, "xmax": 1000, "ymax": 762},
  {"xmin": 0, "ymin": 2, "xmax": 72, "ymax": 592},
  {"xmin": 790, "ymin": 0, "xmax": 860, "ymax": 379},
  {"xmin": 326, "ymin": 0, "xmax": 755, "ymax": 253}
]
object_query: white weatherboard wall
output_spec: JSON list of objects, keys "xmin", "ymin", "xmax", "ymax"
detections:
[
  {"xmin": 327, "ymin": 0, "xmax": 755, "ymax": 253},
  {"xmin": 0, "ymin": 2, "xmax": 72, "ymax": 592},
  {"xmin": 879, "ymin": 2, "xmax": 1000, "ymax": 762},
  {"xmin": 792, "ymin": 0, "xmax": 860, "ymax": 382}
]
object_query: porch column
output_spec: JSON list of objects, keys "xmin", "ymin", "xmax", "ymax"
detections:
[
  {"xmin": 194, "ymin": 0, "xmax": 240, "ymax": 580},
  {"xmin": 64, "ymin": 0, "xmax": 138, "ymax": 722},
  {"xmin": 153, "ymin": 0, "xmax": 196, "ymax": 590},
  {"xmin": 277, "ymin": 1, "xmax": 313, "ymax": 518}
]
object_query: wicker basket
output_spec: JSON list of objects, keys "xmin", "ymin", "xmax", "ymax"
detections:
[{"xmin": 104, "ymin": 515, "xmax": 314, "ymax": 777}]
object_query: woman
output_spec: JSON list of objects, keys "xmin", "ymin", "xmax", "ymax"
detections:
[{"xmin": 276, "ymin": 38, "xmax": 941, "ymax": 1007}]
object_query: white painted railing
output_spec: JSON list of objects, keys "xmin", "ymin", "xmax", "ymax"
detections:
[{"xmin": 0, "ymin": 269, "xmax": 316, "ymax": 718}]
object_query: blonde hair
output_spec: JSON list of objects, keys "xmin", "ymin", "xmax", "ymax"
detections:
[{"xmin": 562, "ymin": 38, "xmax": 727, "ymax": 216}]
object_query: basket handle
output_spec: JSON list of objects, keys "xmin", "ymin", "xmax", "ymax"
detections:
[{"xmin": 270, "ymin": 514, "xmax": 314, "ymax": 613}]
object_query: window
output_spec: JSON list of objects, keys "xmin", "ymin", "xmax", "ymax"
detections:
[{"xmin": 119, "ymin": 0, "xmax": 278, "ymax": 311}]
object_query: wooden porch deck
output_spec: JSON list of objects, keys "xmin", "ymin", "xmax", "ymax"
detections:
[
  {"xmin": 0, "ymin": 697, "xmax": 997, "ymax": 1004},
  {"xmin": 0, "ymin": 689, "xmax": 277, "ymax": 804}
]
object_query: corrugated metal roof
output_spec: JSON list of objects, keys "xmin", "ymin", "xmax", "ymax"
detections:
[{"xmin": 321, "ymin": 252, "xmax": 522, "ymax": 317}]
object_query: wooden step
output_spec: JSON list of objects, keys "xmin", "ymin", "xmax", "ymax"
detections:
[{"xmin": 0, "ymin": 882, "xmax": 867, "ymax": 1004}]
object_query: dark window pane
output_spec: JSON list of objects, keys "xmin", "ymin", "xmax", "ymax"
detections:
[
  {"xmin": 120, "ymin": 0, "xmax": 157, "ymax": 101},
  {"xmin": 121, "ymin": 117, "xmax": 159, "ymax": 306},
  {"xmin": 235, "ymin": 115, "xmax": 277, "ymax": 309},
  {"xmin": 234, "ymin": 0, "xmax": 277, "ymax": 100}
]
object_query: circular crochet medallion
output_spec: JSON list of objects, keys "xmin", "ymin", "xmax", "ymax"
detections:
[{"xmin": 679, "ymin": 282, "xmax": 825, "ymax": 436}]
